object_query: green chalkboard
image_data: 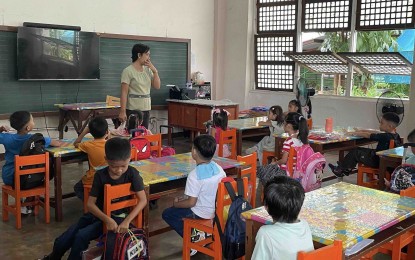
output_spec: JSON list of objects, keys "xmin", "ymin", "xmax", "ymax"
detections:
[{"xmin": 0, "ymin": 28, "xmax": 189, "ymax": 114}]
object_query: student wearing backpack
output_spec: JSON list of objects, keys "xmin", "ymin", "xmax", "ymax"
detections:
[
  {"xmin": 252, "ymin": 175, "xmax": 314, "ymax": 260},
  {"xmin": 41, "ymin": 138, "xmax": 147, "ymax": 260},
  {"xmin": 73, "ymin": 117, "xmax": 110, "ymax": 200},
  {"xmin": 162, "ymin": 134, "xmax": 226, "ymax": 256},
  {"xmin": 329, "ymin": 112, "xmax": 402, "ymax": 177},
  {"xmin": 0, "ymin": 111, "xmax": 62, "ymax": 214}
]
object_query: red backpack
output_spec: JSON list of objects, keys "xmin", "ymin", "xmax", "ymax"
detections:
[
  {"xmin": 106, "ymin": 228, "xmax": 149, "ymax": 260},
  {"xmin": 130, "ymin": 128, "xmax": 151, "ymax": 160}
]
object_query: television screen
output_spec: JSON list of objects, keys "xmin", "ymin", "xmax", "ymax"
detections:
[{"xmin": 17, "ymin": 27, "xmax": 100, "ymax": 80}]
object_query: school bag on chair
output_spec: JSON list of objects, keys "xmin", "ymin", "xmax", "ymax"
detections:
[
  {"xmin": 215, "ymin": 178, "xmax": 253, "ymax": 260},
  {"xmin": 292, "ymin": 144, "xmax": 326, "ymax": 192},
  {"xmin": 105, "ymin": 228, "xmax": 149, "ymax": 260},
  {"xmin": 130, "ymin": 128, "xmax": 151, "ymax": 160},
  {"xmin": 19, "ymin": 133, "xmax": 49, "ymax": 190},
  {"xmin": 390, "ymin": 143, "xmax": 415, "ymax": 193}
]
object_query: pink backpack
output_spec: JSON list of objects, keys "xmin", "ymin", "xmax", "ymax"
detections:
[{"xmin": 292, "ymin": 144, "xmax": 326, "ymax": 192}]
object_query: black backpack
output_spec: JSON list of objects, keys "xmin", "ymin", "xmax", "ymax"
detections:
[
  {"xmin": 215, "ymin": 178, "xmax": 253, "ymax": 259},
  {"xmin": 18, "ymin": 133, "xmax": 47, "ymax": 190}
]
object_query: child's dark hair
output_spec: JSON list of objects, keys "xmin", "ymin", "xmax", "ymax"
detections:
[
  {"xmin": 289, "ymin": 100, "xmax": 302, "ymax": 114},
  {"xmin": 382, "ymin": 112, "xmax": 400, "ymax": 127},
  {"xmin": 88, "ymin": 117, "xmax": 108, "ymax": 138},
  {"xmin": 408, "ymin": 129, "xmax": 415, "ymax": 142},
  {"xmin": 212, "ymin": 109, "xmax": 228, "ymax": 131},
  {"xmin": 285, "ymin": 112, "xmax": 309, "ymax": 144},
  {"xmin": 264, "ymin": 175, "xmax": 305, "ymax": 223},
  {"xmin": 10, "ymin": 111, "xmax": 31, "ymax": 131},
  {"xmin": 105, "ymin": 138, "xmax": 131, "ymax": 161},
  {"xmin": 127, "ymin": 110, "xmax": 144, "ymax": 132},
  {"xmin": 269, "ymin": 105, "xmax": 284, "ymax": 126},
  {"xmin": 131, "ymin": 43, "xmax": 150, "ymax": 62},
  {"xmin": 193, "ymin": 134, "xmax": 216, "ymax": 160}
]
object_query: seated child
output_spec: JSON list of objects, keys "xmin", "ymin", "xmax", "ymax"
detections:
[
  {"xmin": 0, "ymin": 111, "xmax": 62, "ymax": 214},
  {"xmin": 127, "ymin": 109, "xmax": 152, "ymax": 136},
  {"xmin": 210, "ymin": 108, "xmax": 231, "ymax": 157},
  {"xmin": 245, "ymin": 105, "xmax": 285, "ymax": 165},
  {"xmin": 329, "ymin": 112, "xmax": 402, "ymax": 177},
  {"xmin": 283, "ymin": 99, "xmax": 302, "ymax": 117},
  {"xmin": 42, "ymin": 138, "xmax": 147, "ymax": 260},
  {"xmin": 162, "ymin": 134, "xmax": 226, "ymax": 252},
  {"xmin": 73, "ymin": 117, "xmax": 109, "ymax": 200},
  {"xmin": 252, "ymin": 175, "xmax": 314, "ymax": 259}
]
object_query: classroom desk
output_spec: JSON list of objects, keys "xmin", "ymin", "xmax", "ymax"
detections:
[
  {"xmin": 274, "ymin": 128, "xmax": 375, "ymax": 160},
  {"xmin": 56, "ymin": 102, "xmax": 120, "ymax": 139},
  {"xmin": 376, "ymin": 146, "xmax": 407, "ymax": 190},
  {"xmin": 242, "ymin": 182, "xmax": 415, "ymax": 260},
  {"xmin": 228, "ymin": 116, "xmax": 269, "ymax": 155},
  {"xmin": 45, "ymin": 140, "xmax": 243, "ymax": 223}
]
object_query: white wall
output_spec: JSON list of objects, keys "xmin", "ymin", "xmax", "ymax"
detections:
[{"xmin": 1, "ymin": 0, "xmax": 215, "ymax": 81}]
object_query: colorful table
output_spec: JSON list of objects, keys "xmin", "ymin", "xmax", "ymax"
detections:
[
  {"xmin": 274, "ymin": 127, "xmax": 375, "ymax": 160},
  {"xmin": 56, "ymin": 102, "xmax": 120, "ymax": 139},
  {"xmin": 242, "ymin": 182, "xmax": 415, "ymax": 259},
  {"xmin": 228, "ymin": 116, "xmax": 269, "ymax": 155}
]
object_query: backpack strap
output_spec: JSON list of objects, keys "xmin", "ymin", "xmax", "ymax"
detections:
[
  {"xmin": 224, "ymin": 181, "xmax": 237, "ymax": 201},
  {"xmin": 236, "ymin": 178, "xmax": 245, "ymax": 198}
]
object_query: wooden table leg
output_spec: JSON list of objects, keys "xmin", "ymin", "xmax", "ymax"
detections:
[
  {"xmin": 245, "ymin": 219, "xmax": 255, "ymax": 260},
  {"xmin": 237, "ymin": 130, "xmax": 243, "ymax": 155},
  {"xmin": 54, "ymin": 157, "xmax": 63, "ymax": 221}
]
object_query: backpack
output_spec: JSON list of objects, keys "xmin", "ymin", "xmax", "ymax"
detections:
[
  {"xmin": 390, "ymin": 164, "xmax": 415, "ymax": 193},
  {"xmin": 110, "ymin": 228, "xmax": 149, "ymax": 260},
  {"xmin": 215, "ymin": 179, "xmax": 253, "ymax": 259},
  {"xmin": 130, "ymin": 128, "xmax": 151, "ymax": 161},
  {"xmin": 151, "ymin": 146, "xmax": 176, "ymax": 158},
  {"xmin": 256, "ymin": 163, "xmax": 287, "ymax": 186},
  {"xmin": 292, "ymin": 144, "xmax": 326, "ymax": 192},
  {"xmin": 18, "ymin": 133, "xmax": 47, "ymax": 190}
]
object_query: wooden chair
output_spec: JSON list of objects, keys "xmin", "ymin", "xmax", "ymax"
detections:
[
  {"xmin": 363, "ymin": 186, "xmax": 415, "ymax": 260},
  {"xmin": 106, "ymin": 95, "xmax": 120, "ymax": 106},
  {"xmin": 237, "ymin": 152, "xmax": 257, "ymax": 207},
  {"xmin": 144, "ymin": 133, "xmax": 162, "ymax": 158},
  {"xmin": 2, "ymin": 153, "xmax": 50, "ymax": 229},
  {"xmin": 357, "ymin": 139, "xmax": 395, "ymax": 189},
  {"xmin": 262, "ymin": 150, "xmax": 275, "ymax": 165},
  {"xmin": 182, "ymin": 177, "xmax": 249, "ymax": 259},
  {"xmin": 103, "ymin": 183, "xmax": 144, "ymax": 233},
  {"xmin": 218, "ymin": 128, "xmax": 237, "ymax": 159},
  {"xmin": 297, "ymin": 240, "xmax": 343, "ymax": 260},
  {"xmin": 83, "ymin": 147, "xmax": 137, "ymax": 213},
  {"xmin": 286, "ymin": 146, "xmax": 297, "ymax": 177}
]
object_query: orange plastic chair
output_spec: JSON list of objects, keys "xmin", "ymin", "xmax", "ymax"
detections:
[
  {"xmin": 144, "ymin": 133, "xmax": 162, "ymax": 158},
  {"xmin": 298, "ymin": 240, "xmax": 343, "ymax": 260},
  {"xmin": 237, "ymin": 152, "xmax": 257, "ymax": 207},
  {"xmin": 103, "ymin": 183, "xmax": 144, "ymax": 233},
  {"xmin": 182, "ymin": 177, "xmax": 249, "ymax": 259},
  {"xmin": 362, "ymin": 186, "xmax": 415, "ymax": 260},
  {"xmin": 286, "ymin": 146, "xmax": 297, "ymax": 177},
  {"xmin": 2, "ymin": 153, "xmax": 50, "ymax": 229},
  {"xmin": 307, "ymin": 118, "xmax": 313, "ymax": 130},
  {"xmin": 218, "ymin": 128, "xmax": 237, "ymax": 159},
  {"xmin": 357, "ymin": 139, "xmax": 395, "ymax": 189},
  {"xmin": 262, "ymin": 150, "xmax": 275, "ymax": 165}
]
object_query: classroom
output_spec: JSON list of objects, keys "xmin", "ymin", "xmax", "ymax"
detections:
[{"xmin": 1, "ymin": 0, "xmax": 415, "ymax": 259}]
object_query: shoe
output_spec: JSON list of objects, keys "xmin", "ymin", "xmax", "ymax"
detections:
[
  {"xmin": 245, "ymin": 146, "xmax": 258, "ymax": 155},
  {"xmin": 149, "ymin": 200, "xmax": 158, "ymax": 210},
  {"xmin": 191, "ymin": 229, "xmax": 206, "ymax": 243},
  {"xmin": 21, "ymin": 206, "xmax": 32, "ymax": 215},
  {"xmin": 190, "ymin": 249, "xmax": 198, "ymax": 256},
  {"xmin": 329, "ymin": 163, "xmax": 344, "ymax": 178}
]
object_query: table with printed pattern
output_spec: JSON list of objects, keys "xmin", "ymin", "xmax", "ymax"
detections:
[
  {"xmin": 56, "ymin": 102, "xmax": 120, "ymax": 139},
  {"xmin": 242, "ymin": 182, "xmax": 415, "ymax": 259},
  {"xmin": 228, "ymin": 116, "xmax": 270, "ymax": 155}
]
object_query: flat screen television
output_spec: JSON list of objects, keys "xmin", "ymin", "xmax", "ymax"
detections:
[{"xmin": 17, "ymin": 27, "xmax": 100, "ymax": 80}]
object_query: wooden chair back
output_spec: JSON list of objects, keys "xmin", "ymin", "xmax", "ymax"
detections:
[
  {"xmin": 216, "ymin": 177, "xmax": 249, "ymax": 229},
  {"xmin": 307, "ymin": 118, "xmax": 313, "ymax": 130},
  {"xmin": 130, "ymin": 147, "xmax": 137, "ymax": 161},
  {"xmin": 286, "ymin": 146, "xmax": 296, "ymax": 177},
  {"xmin": 106, "ymin": 95, "xmax": 120, "ymax": 106},
  {"xmin": 14, "ymin": 153, "xmax": 50, "ymax": 191},
  {"xmin": 237, "ymin": 152, "xmax": 257, "ymax": 207},
  {"xmin": 298, "ymin": 240, "xmax": 343, "ymax": 260},
  {"xmin": 103, "ymin": 183, "xmax": 142, "ymax": 233},
  {"xmin": 401, "ymin": 186, "xmax": 415, "ymax": 198},
  {"xmin": 218, "ymin": 128, "xmax": 237, "ymax": 159},
  {"xmin": 144, "ymin": 133, "xmax": 162, "ymax": 158}
]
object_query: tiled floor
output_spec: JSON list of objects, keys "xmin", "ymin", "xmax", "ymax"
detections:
[{"xmin": 0, "ymin": 134, "xmax": 389, "ymax": 259}]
